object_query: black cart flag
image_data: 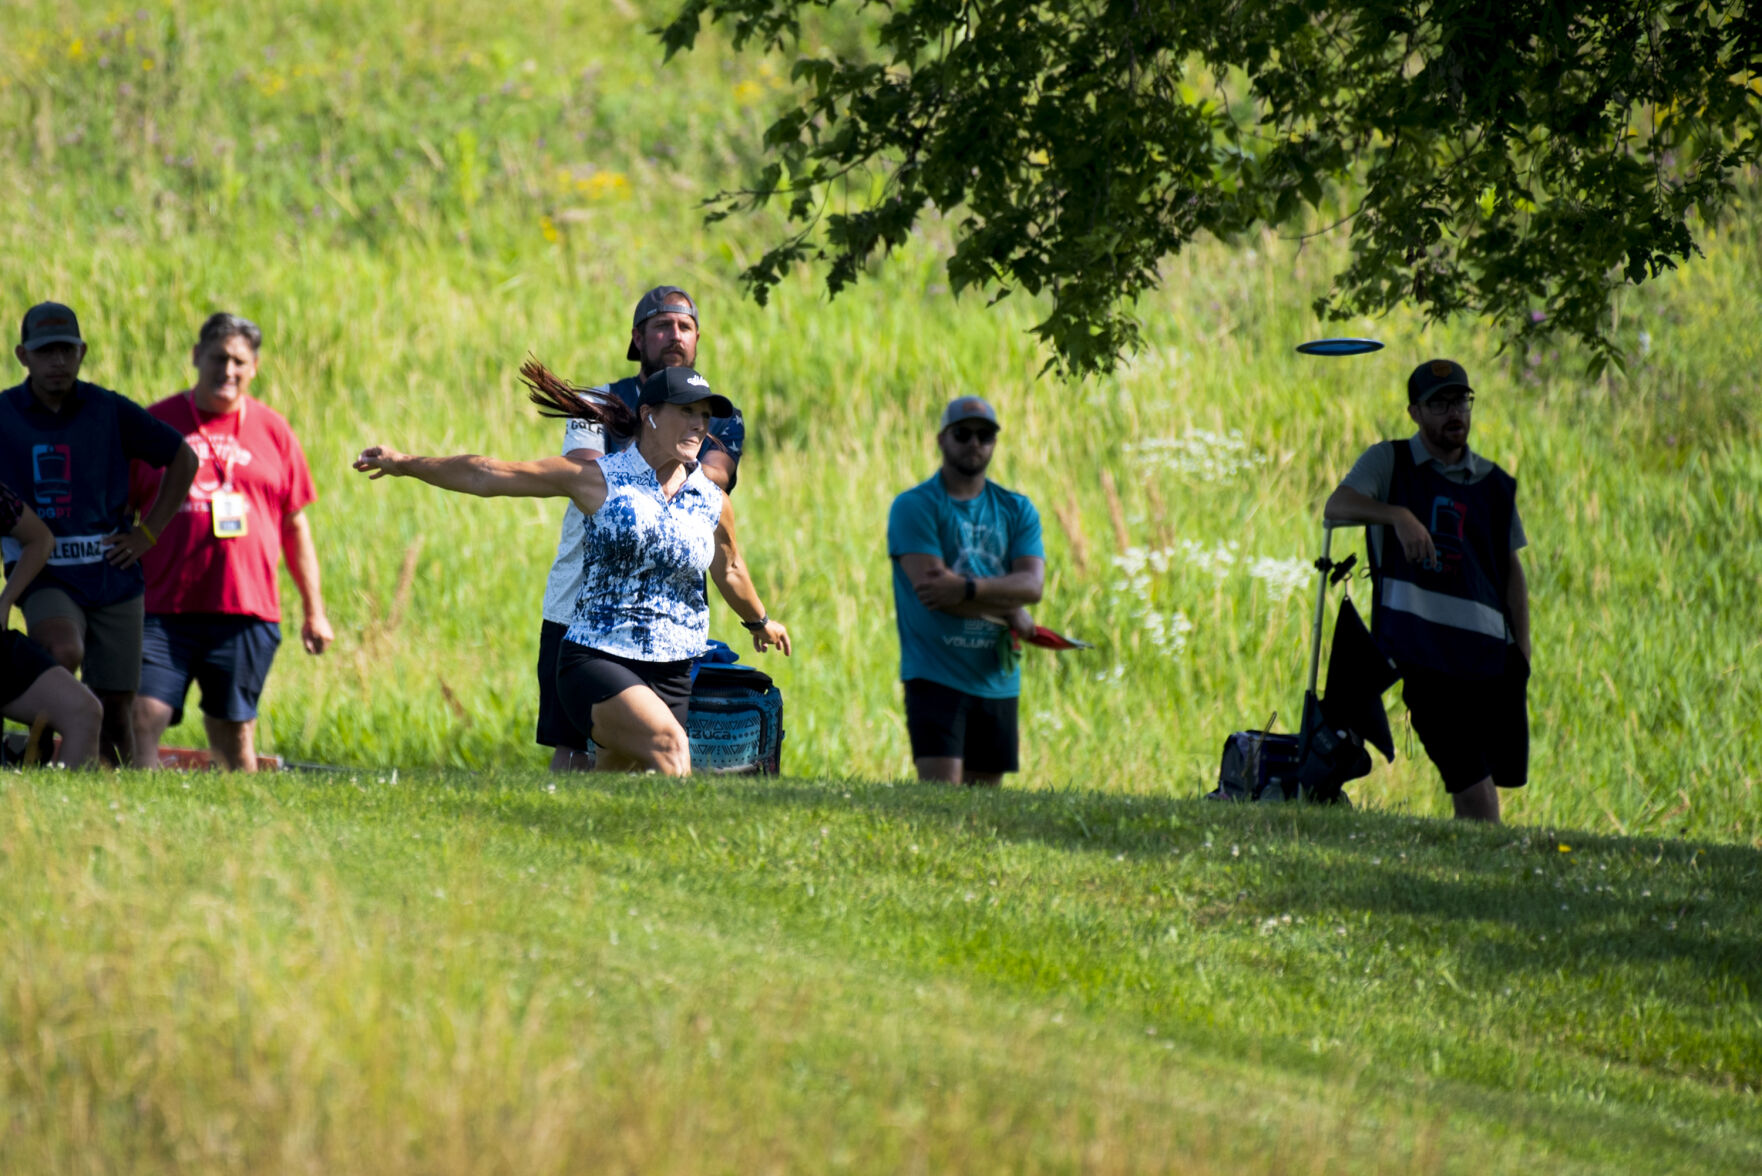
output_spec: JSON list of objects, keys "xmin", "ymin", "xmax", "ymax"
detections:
[{"xmin": 1321, "ymin": 596, "xmax": 1398, "ymax": 762}]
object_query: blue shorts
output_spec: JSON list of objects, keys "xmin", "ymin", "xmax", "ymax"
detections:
[{"xmin": 139, "ymin": 614, "xmax": 282, "ymax": 726}]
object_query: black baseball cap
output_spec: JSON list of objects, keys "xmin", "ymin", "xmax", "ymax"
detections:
[
  {"xmin": 638, "ymin": 365, "xmax": 733, "ymax": 419},
  {"xmin": 20, "ymin": 302, "xmax": 84, "ymax": 351},
  {"xmin": 1407, "ymin": 358, "xmax": 1473, "ymax": 405},
  {"xmin": 626, "ymin": 285, "xmax": 698, "ymax": 361}
]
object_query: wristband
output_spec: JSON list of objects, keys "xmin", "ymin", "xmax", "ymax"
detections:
[
  {"xmin": 740, "ymin": 615, "xmax": 770, "ymax": 632},
  {"xmin": 964, "ymin": 577, "xmax": 976, "ymax": 601},
  {"xmin": 137, "ymin": 521, "xmax": 157, "ymax": 546}
]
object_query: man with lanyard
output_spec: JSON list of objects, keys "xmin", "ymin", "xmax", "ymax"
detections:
[
  {"xmin": 0, "ymin": 302, "xmax": 198, "ymax": 764},
  {"xmin": 888, "ymin": 397, "xmax": 1045, "ymax": 786},
  {"xmin": 534, "ymin": 285, "xmax": 746, "ymax": 771},
  {"xmin": 131, "ymin": 313, "xmax": 334, "ymax": 771},
  {"xmin": 1324, "ymin": 359, "xmax": 1532, "ymax": 822}
]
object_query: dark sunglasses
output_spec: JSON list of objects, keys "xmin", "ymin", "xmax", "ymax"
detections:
[{"xmin": 950, "ymin": 425, "xmax": 998, "ymax": 444}]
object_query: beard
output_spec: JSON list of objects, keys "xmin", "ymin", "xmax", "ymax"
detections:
[
  {"xmin": 1428, "ymin": 419, "xmax": 1470, "ymax": 450},
  {"xmin": 948, "ymin": 449, "xmax": 992, "ymax": 477},
  {"xmin": 640, "ymin": 338, "xmax": 696, "ymax": 374}
]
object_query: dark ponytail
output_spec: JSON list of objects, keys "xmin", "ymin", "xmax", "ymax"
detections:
[{"xmin": 520, "ymin": 359, "xmax": 638, "ymax": 442}]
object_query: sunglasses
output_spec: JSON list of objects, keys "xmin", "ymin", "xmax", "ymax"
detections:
[{"xmin": 950, "ymin": 425, "xmax": 998, "ymax": 444}]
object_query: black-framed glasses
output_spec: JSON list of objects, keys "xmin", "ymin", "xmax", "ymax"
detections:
[
  {"xmin": 1423, "ymin": 393, "xmax": 1475, "ymax": 416},
  {"xmin": 950, "ymin": 425, "xmax": 998, "ymax": 444}
]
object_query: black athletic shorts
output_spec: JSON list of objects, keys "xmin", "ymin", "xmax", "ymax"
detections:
[
  {"xmin": 1, "ymin": 629, "xmax": 61, "ymax": 708},
  {"xmin": 535, "ymin": 620, "xmax": 589, "ymax": 751},
  {"xmin": 902, "ymin": 677, "xmax": 1019, "ymax": 775},
  {"xmin": 1399, "ymin": 645, "xmax": 1530, "ymax": 794},
  {"xmin": 556, "ymin": 641, "xmax": 693, "ymax": 746}
]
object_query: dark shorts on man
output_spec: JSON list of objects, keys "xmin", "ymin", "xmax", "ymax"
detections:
[
  {"xmin": 902, "ymin": 677, "xmax": 1020, "ymax": 774},
  {"xmin": 21, "ymin": 588, "xmax": 146, "ymax": 694},
  {"xmin": 535, "ymin": 619, "xmax": 590, "ymax": 751},
  {"xmin": 138, "ymin": 614, "xmax": 282, "ymax": 727},
  {"xmin": 1, "ymin": 629, "xmax": 62, "ymax": 708},
  {"xmin": 556, "ymin": 641, "xmax": 694, "ymax": 745},
  {"xmin": 1399, "ymin": 645, "xmax": 1530, "ymax": 794}
]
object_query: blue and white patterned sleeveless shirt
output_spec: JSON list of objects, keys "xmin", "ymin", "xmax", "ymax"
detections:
[{"xmin": 565, "ymin": 445, "xmax": 724, "ymax": 662}]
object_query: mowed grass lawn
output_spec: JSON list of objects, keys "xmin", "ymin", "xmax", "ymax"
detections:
[{"xmin": 3, "ymin": 772, "xmax": 1758, "ymax": 1174}]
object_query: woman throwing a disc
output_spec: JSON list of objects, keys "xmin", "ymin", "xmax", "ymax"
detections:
[{"xmin": 353, "ymin": 364, "xmax": 789, "ymax": 775}]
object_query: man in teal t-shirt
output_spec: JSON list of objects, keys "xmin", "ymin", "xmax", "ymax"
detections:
[{"xmin": 887, "ymin": 396, "xmax": 1045, "ymax": 786}]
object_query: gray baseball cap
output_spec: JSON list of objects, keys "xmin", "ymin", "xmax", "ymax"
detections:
[
  {"xmin": 626, "ymin": 286, "xmax": 698, "ymax": 361},
  {"xmin": 20, "ymin": 302, "xmax": 84, "ymax": 351},
  {"xmin": 938, "ymin": 395, "xmax": 1000, "ymax": 432}
]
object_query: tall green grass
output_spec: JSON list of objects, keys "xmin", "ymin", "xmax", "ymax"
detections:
[{"xmin": 2, "ymin": 1, "xmax": 1758, "ymax": 842}]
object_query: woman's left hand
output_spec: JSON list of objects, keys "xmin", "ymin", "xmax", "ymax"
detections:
[{"xmin": 752, "ymin": 619, "xmax": 791, "ymax": 657}]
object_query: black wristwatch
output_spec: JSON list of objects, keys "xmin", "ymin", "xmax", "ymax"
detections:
[
  {"xmin": 963, "ymin": 577, "xmax": 977, "ymax": 601},
  {"xmin": 740, "ymin": 615, "xmax": 770, "ymax": 632}
]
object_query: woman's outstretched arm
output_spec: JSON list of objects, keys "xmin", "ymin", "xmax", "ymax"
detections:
[
  {"xmin": 353, "ymin": 448, "xmax": 608, "ymax": 515},
  {"xmin": 707, "ymin": 496, "xmax": 790, "ymax": 656}
]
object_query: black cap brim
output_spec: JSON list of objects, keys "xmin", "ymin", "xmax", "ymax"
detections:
[
  {"xmin": 22, "ymin": 334, "xmax": 83, "ymax": 351},
  {"xmin": 686, "ymin": 392, "xmax": 734, "ymax": 419}
]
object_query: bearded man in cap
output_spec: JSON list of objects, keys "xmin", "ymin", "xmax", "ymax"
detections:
[
  {"xmin": 1324, "ymin": 359, "xmax": 1532, "ymax": 822},
  {"xmin": 534, "ymin": 286, "xmax": 746, "ymax": 772},
  {"xmin": 888, "ymin": 397, "xmax": 1045, "ymax": 787},
  {"xmin": 1, "ymin": 302, "xmax": 199, "ymax": 764}
]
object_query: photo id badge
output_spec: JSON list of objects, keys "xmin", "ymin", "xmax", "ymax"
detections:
[{"xmin": 211, "ymin": 490, "xmax": 249, "ymax": 539}]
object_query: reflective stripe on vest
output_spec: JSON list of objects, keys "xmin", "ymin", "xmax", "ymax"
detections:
[{"xmin": 1380, "ymin": 578, "xmax": 1507, "ymax": 640}]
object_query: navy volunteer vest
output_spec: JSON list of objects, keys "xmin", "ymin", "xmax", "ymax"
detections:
[{"xmin": 1370, "ymin": 441, "xmax": 1516, "ymax": 680}]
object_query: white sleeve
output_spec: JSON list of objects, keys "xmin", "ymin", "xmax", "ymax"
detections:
[{"xmin": 563, "ymin": 417, "xmax": 604, "ymax": 456}]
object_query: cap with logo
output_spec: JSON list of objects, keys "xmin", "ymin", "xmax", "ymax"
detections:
[
  {"xmin": 938, "ymin": 396, "xmax": 1000, "ymax": 432},
  {"xmin": 626, "ymin": 285, "xmax": 698, "ymax": 361},
  {"xmin": 1407, "ymin": 359, "xmax": 1473, "ymax": 405},
  {"xmin": 637, "ymin": 365, "xmax": 733, "ymax": 419},
  {"xmin": 20, "ymin": 302, "xmax": 84, "ymax": 352}
]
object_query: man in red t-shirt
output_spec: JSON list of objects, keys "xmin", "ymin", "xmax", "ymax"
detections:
[{"xmin": 130, "ymin": 313, "xmax": 333, "ymax": 770}]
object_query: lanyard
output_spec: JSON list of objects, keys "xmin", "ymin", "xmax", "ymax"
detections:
[{"xmin": 187, "ymin": 391, "xmax": 247, "ymax": 489}]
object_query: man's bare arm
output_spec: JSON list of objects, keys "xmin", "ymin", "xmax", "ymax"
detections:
[
  {"xmin": 899, "ymin": 553, "xmax": 1044, "ymax": 616},
  {"xmin": 1507, "ymin": 551, "xmax": 1530, "ymax": 662},
  {"xmin": 1324, "ymin": 485, "xmax": 1435, "ymax": 565}
]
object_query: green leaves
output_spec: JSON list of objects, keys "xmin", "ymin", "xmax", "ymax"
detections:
[{"xmin": 664, "ymin": 0, "xmax": 1762, "ymax": 376}]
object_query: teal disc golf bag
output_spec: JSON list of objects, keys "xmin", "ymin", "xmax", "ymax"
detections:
[{"xmin": 687, "ymin": 661, "xmax": 785, "ymax": 775}]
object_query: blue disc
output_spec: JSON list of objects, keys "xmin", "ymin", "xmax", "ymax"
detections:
[{"xmin": 1295, "ymin": 337, "xmax": 1384, "ymax": 356}]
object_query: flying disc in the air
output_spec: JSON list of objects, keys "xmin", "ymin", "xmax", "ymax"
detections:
[{"xmin": 1295, "ymin": 337, "xmax": 1384, "ymax": 356}]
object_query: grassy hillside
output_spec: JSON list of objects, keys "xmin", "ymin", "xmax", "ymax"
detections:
[
  {"xmin": 3, "ymin": 772, "xmax": 1758, "ymax": 1174},
  {"xmin": 3, "ymin": 6, "xmax": 1760, "ymax": 1172},
  {"xmin": 2, "ymin": 1, "xmax": 1759, "ymax": 841}
]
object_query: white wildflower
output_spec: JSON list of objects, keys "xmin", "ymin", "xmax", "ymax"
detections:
[
  {"xmin": 1248, "ymin": 555, "xmax": 1312, "ymax": 598},
  {"xmin": 1125, "ymin": 429, "xmax": 1270, "ymax": 483}
]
